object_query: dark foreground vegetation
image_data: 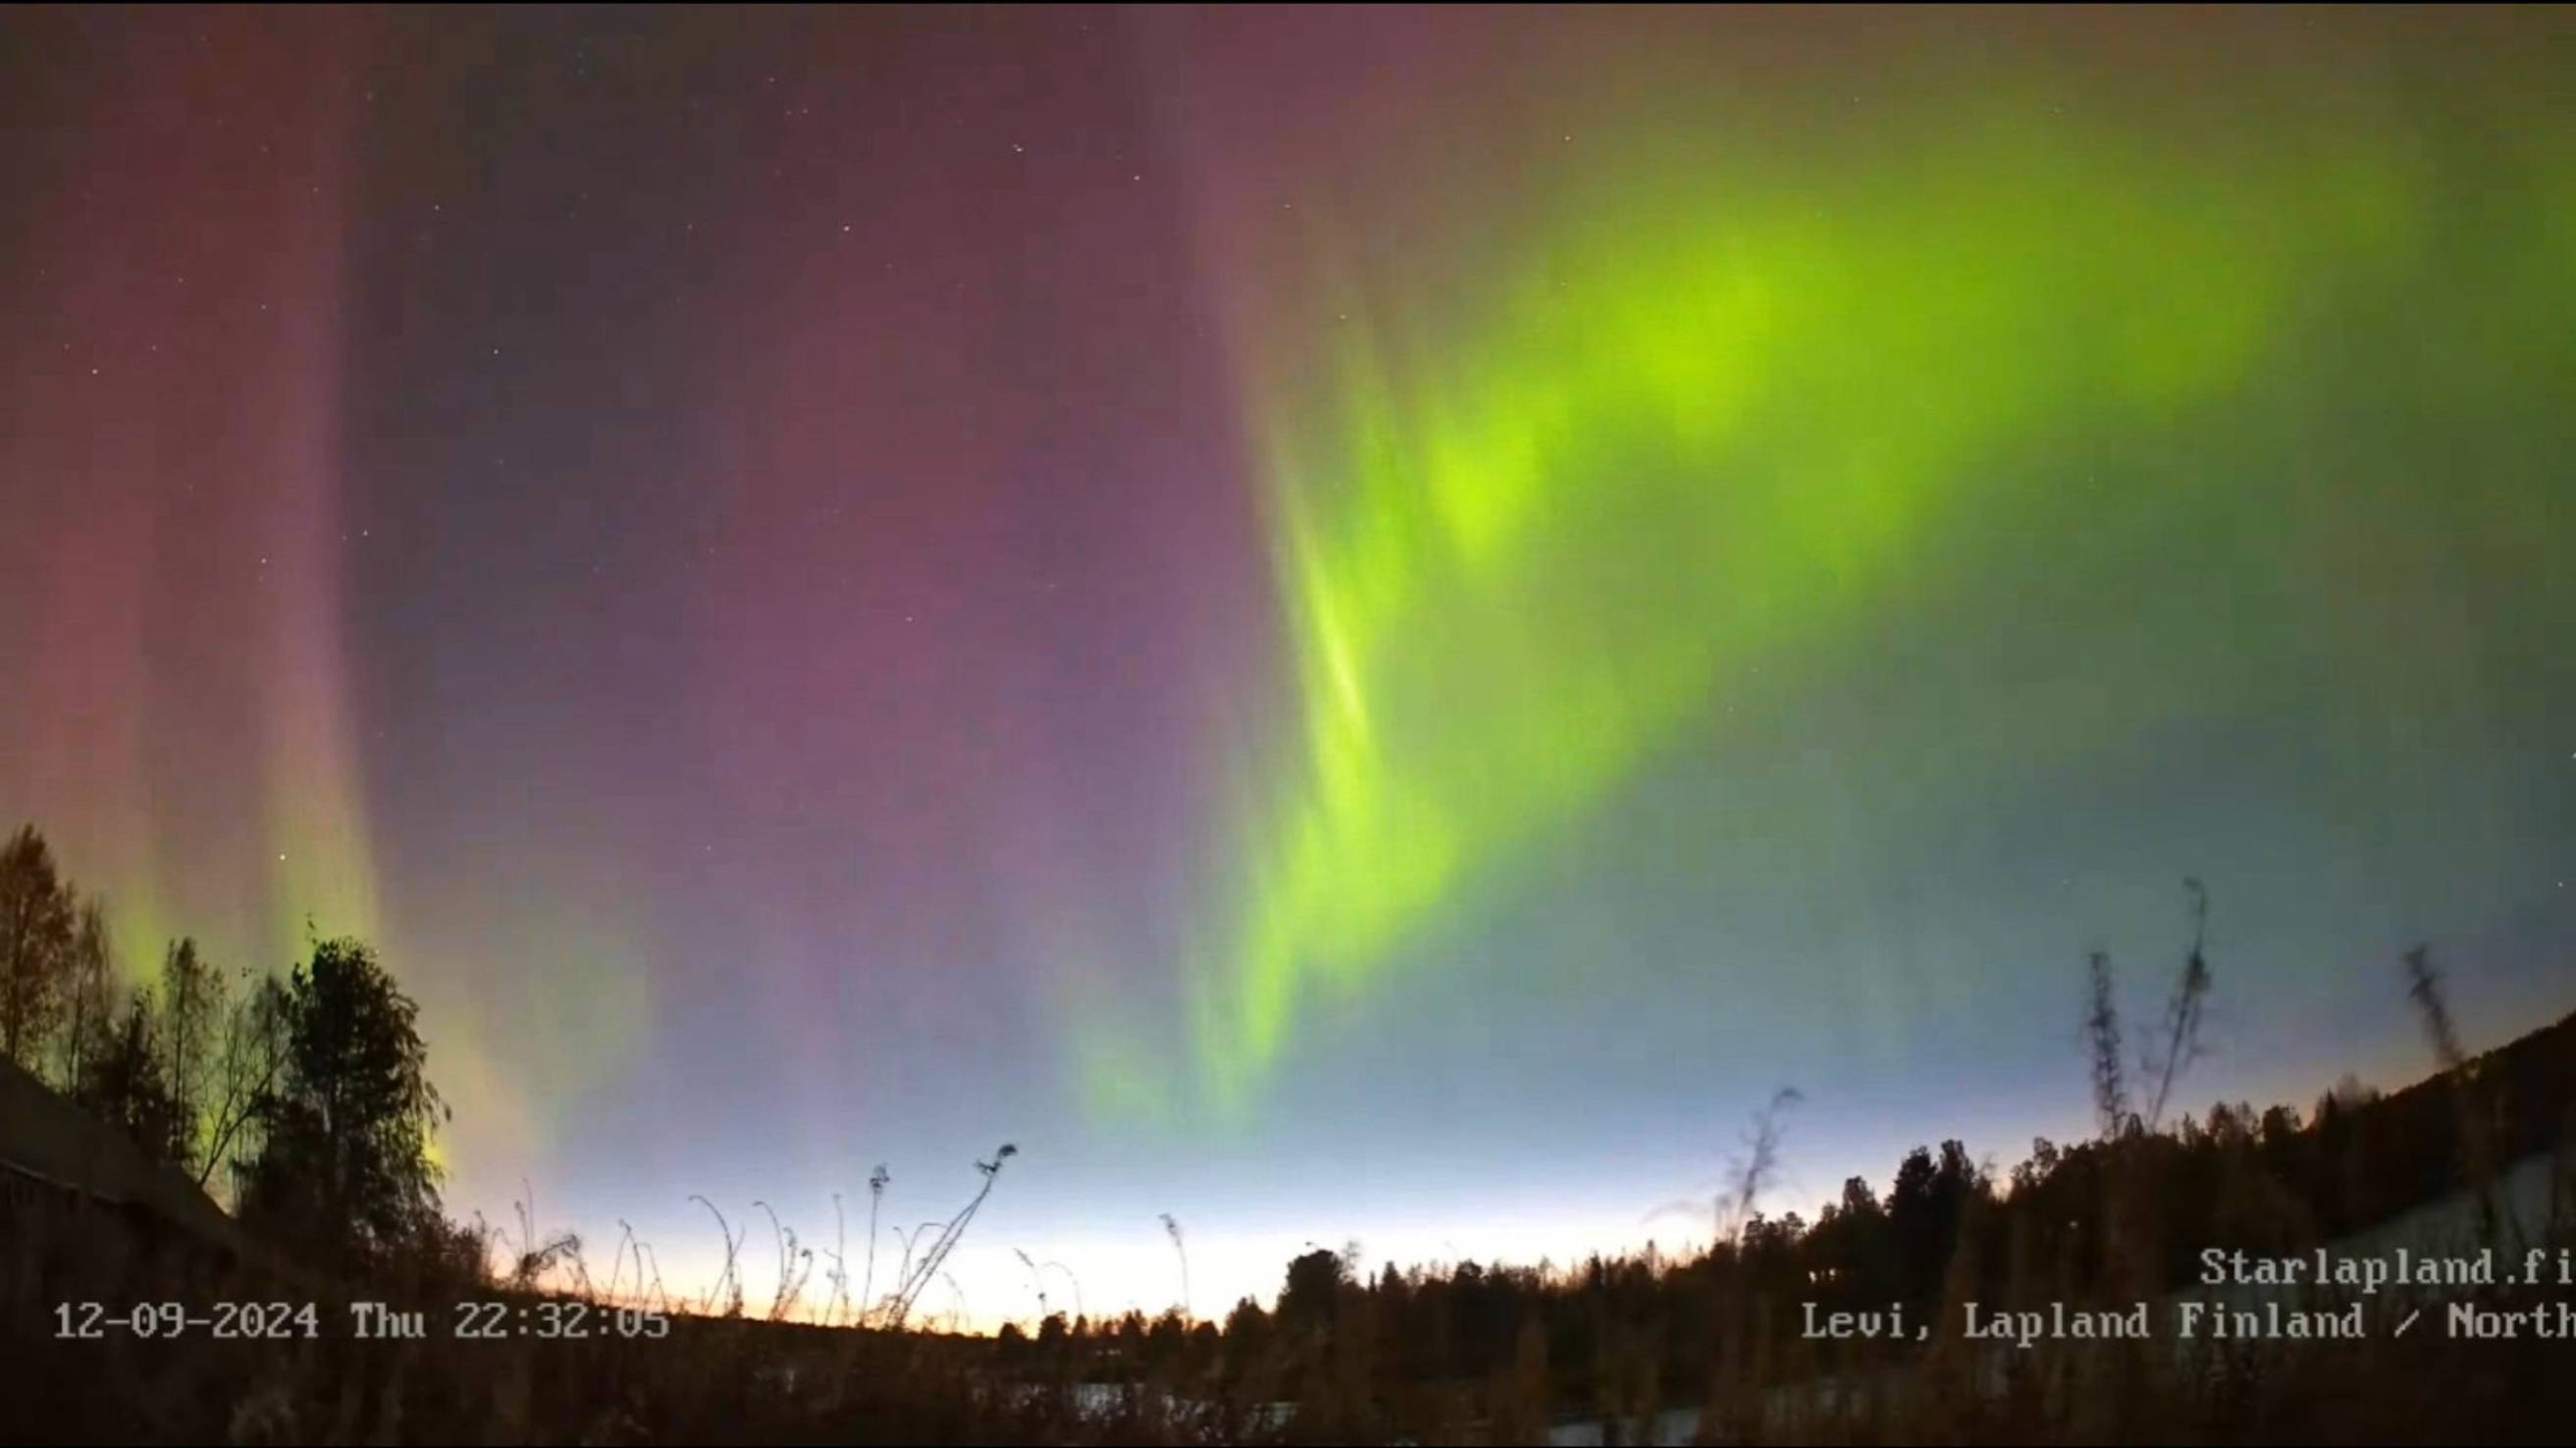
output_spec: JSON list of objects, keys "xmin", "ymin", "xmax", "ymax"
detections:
[{"xmin": 5, "ymin": 823, "xmax": 2572, "ymax": 1443}]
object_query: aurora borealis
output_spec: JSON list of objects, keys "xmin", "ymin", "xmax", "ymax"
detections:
[{"xmin": 3, "ymin": 6, "xmax": 2572, "ymax": 1323}]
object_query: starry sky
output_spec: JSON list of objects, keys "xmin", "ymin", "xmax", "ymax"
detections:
[{"xmin": 3, "ymin": 5, "xmax": 2571, "ymax": 1326}]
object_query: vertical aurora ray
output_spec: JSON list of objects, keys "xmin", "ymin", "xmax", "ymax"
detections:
[
  {"xmin": 1149, "ymin": 25, "xmax": 2576, "ymax": 1110},
  {"xmin": 0, "ymin": 13, "xmax": 384, "ymax": 979},
  {"xmin": 255, "ymin": 36, "xmax": 382, "ymax": 961}
]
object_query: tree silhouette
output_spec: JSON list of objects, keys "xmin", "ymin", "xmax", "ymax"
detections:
[
  {"xmin": 1278, "ymin": 1246, "xmax": 1346, "ymax": 1333},
  {"xmin": 236, "ymin": 937, "xmax": 448, "ymax": 1267},
  {"xmin": 2086, "ymin": 949, "xmax": 2129, "ymax": 1138},
  {"xmin": 54, "ymin": 899, "xmax": 112, "ymax": 1092},
  {"xmin": 1885, "ymin": 1139, "xmax": 1981, "ymax": 1307},
  {"xmin": 198, "ymin": 965, "xmax": 290, "ymax": 1192},
  {"xmin": 1806, "ymin": 1173, "xmax": 1899, "ymax": 1307},
  {"xmin": 0, "ymin": 824, "xmax": 75, "ymax": 1067},
  {"xmin": 76, "ymin": 985, "xmax": 180, "ymax": 1155},
  {"xmin": 158, "ymin": 937, "xmax": 219, "ymax": 1170}
]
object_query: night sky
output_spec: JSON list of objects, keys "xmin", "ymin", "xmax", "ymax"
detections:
[{"xmin": 3, "ymin": 6, "xmax": 2571, "ymax": 1325}]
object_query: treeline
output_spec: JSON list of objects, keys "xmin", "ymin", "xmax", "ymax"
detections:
[
  {"xmin": 10, "ymin": 815, "xmax": 2570, "ymax": 1428},
  {"xmin": 995, "ymin": 955, "xmax": 2572, "ymax": 1427},
  {"xmin": 6, "ymin": 818, "xmax": 2569, "ymax": 1439},
  {"xmin": 0, "ymin": 822, "xmax": 462, "ymax": 1277}
]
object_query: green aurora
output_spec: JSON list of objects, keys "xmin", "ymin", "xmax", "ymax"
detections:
[{"xmin": 1082, "ymin": 26, "xmax": 2576, "ymax": 1116}]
